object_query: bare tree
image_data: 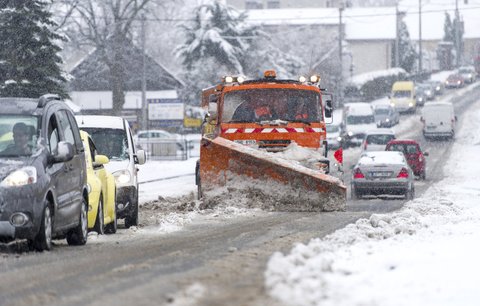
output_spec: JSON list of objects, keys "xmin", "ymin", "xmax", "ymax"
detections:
[{"xmin": 64, "ymin": 0, "xmax": 166, "ymax": 114}]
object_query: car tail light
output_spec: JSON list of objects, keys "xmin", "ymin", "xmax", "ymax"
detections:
[
  {"xmin": 397, "ymin": 168, "xmax": 409, "ymax": 178},
  {"xmin": 353, "ymin": 168, "xmax": 365, "ymax": 179}
]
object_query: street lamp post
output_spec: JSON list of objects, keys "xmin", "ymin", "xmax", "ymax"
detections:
[
  {"xmin": 338, "ymin": 2, "xmax": 345, "ymax": 107},
  {"xmin": 419, "ymin": 0, "xmax": 423, "ymax": 73}
]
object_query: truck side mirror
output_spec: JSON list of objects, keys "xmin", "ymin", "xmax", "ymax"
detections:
[
  {"xmin": 323, "ymin": 93, "xmax": 333, "ymax": 124},
  {"xmin": 208, "ymin": 102, "xmax": 218, "ymax": 120}
]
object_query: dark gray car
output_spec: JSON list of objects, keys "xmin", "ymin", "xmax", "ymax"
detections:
[
  {"xmin": 351, "ymin": 151, "xmax": 415, "ymax": 200},
  {"xmin": 0, "ymin": 95, "xmax": 88, "ymax": 251},
  {"xmin": 374, "ymin": 104, "xmax": 399, "ymax": 128}
]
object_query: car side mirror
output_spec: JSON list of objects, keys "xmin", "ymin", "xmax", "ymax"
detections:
[
  {"xmin": 135, "ymin": 149, "xmax": 146, "ymax": 165},
  {"xmin": 423, "ymin": 152, "xmax": 429, "ymax": 156},
  {"xmin": 51, "ymin": 141, "xmax": 74, "ymax": 163},
  {"xmin": 94, "ymin": 154, "xmax": 109, "ymax": 166}
]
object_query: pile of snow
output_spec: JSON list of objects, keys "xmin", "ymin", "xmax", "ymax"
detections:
[
  {"xmin": 347, "ymin": 68, "xmax": 407, "ymax": 88},
  {"xmin": 265, "ymin": 99, "xmax": 480, "ymax": 305}
]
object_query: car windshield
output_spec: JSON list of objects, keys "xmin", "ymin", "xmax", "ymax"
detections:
[
  {"xmin": 375, "ymin": 108, "xmax": 389, "ymax": 115},
  {"xmin": 223, "ymin": 89, "xmax": 321, "ymax": 123},
  {"xmin": 387, "ymin": 144, "xmax": 418, "ymax": 154},
  {"xmin": 346, "ymin": 115, "xmax": 374, "ymax": 124},
  {"xmin": 80, "ymin": 127, "xmax": 128, "ymax": 161},
  {"xmin": 0, "ymin": 115, "xmax": 39, "ymax": 158},
  {"xmin": 366, "ymin": 134, "xmax": 395, "ymax": 145},
  {"xmin": 392, "ymin": 90, "xmax": 411, "ymax": 98},
  {"xmin": 326, "ymin": 125, "xmax": 339, "ymax": 133}
]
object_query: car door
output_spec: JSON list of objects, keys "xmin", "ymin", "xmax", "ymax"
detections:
[
  {"xmin": 44, "ymin": 111, "xmax": 72, "ymax": 229},
  {"xmin": 56, "ymin": 110, "xmax": 86, "ymax": 226}
]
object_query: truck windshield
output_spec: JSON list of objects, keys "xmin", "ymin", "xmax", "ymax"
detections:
[{"xmin": 222, "ymin": 89, "xmax": 321, "ymax": 123}]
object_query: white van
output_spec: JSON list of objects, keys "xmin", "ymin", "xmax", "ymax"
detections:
[
  {"xmin": 341, "ymin": 102, "xmax": 377, "ymax": 147},
  {"xmin": 421, "ymin": 102, "xmax": 456, "ymax": 140},
  {"xmin": 76, "ymin": 115, "xmax": 146, "ymax": 228}
]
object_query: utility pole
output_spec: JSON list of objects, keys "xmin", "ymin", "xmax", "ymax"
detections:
[
  {"xmin": 395, "ymin": 1, "xmax": 400, "ymax": 68},
  {"xmin": 338, "ymin": 1, "xmax": 345, "ymax": 107},
  {"xmin": 141, "ymin": 13, "xmax": 148, "ymax": 131},
  {"xmin": 455, "ymin": 0, "xmax": 460, "ymax": 67},
  {"xmin": 418, "ymin": 0, "xmax": 423, "ymax": 73}
]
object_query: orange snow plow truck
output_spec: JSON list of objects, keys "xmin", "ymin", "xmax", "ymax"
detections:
[{"xmin": 195, "ymin": 70, "xmax": 346, "ymax": 212}]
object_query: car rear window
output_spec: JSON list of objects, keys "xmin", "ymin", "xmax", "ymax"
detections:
[{"xmin": 366, "ymin": 134, "xmax": 395, "ymax": 145}]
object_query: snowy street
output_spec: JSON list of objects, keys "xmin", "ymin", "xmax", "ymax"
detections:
[{"xmin": 0, "ymin": 84, "xmax": 478, "ymax": 306}]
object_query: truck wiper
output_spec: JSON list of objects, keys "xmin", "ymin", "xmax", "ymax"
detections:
[{"xmin": 289, "ymin": 119, "xmax": 311, "ymax": 125}]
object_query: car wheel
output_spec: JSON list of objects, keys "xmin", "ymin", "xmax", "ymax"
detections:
[
  {"xmin": 93, "ymin": 195, "xmax": 105, "ymax": 235},
  {"xmin": 30, "ymin": 204, "xmax": 53, "ymax": 252},
  {"xmin": 105, "ymin": 190, "xmax": 117, "ymax": 234},
  {"xmin": 405, "ymin": 186, "xmax": 415, "ymax": 200},
  {"xmin": 66, "ymin": 198, "xmax": 88, "ymax": 246},
  {"xmin": 351, "ymin": 186, "xmax": 359, "ymax": 200},
  {"xmin": 124, "ymin": 194, "xmax": 138, "ymax": 228}
]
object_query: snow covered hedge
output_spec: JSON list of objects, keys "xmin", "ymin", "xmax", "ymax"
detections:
[{"xmin": 344, "ymin": 68, "xmax": 408, "ymax": 102}]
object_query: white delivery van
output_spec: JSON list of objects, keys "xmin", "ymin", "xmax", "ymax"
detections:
[
  {"xmin": 341, "ymin": 102, "xmax": 377, "ymax": 147},
  {"xmin": 421, "ymin": 102, "xmax": 456, "ymax": 140},
  {"xmin": 76, "ymin": 115, "xmax": 146, "ymax": 228}
]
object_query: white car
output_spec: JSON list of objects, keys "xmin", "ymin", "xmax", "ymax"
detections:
[
  {"xmin": 326, "ymin": 123, "xmax": 342, "ymax": 150},
  {"xmin": 458, "ymin": 66, "xmax": 477, "ymax": 84},
  {"xmin": 361, "ymin": 128, "xmax": 396, "ymax": 152},
  {"xmin": 76, "ymin": 115, "xmax": 146, "ymax": 228},
  {"xmin": 134, "ymin": 129, "xmax": 193, "ymax": 152}
]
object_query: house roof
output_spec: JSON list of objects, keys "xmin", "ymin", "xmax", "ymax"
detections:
[
  {"xmin": 245, "ymin": 2, "xmax": 480, "ymax": 41},
  {"xmin": 69, "ymin": 39, "xmax": 184, "ymax": 92}
]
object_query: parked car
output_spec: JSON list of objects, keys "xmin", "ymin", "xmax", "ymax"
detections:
[
  {"xmin": 374, "ymin": 104, "xmax": 399, "ymax": 127},
  {"xmin": 80, "ymin": 131, "xmax": 117, "ymax": 234},
  {"xmin": 326, "ymin": 123, "xmax": 342, "ymax": 150},
  {"xmin": 385, "ymin": 139, "xmax": 428, "ymax": 180},
  {"xmin": 134, "ymin": 129, "xmax": 194, "ymax": 152},
  {"xmin": 341, "ymin": 102, "xmax": 377, "ymax": 147},
  {"xmin": 76, "ymin": 115, "xmax": 146, "ymax": 228},
  {"xmin": 457, "ymin": 66, "xmax": 477, "ymax": 84},
  {"xmin": 421, "ymin": 102, "xmax": 456, "ymax": 140},
  {"xmin": 445, "ymin": 73, "xmax": 465, "ymax": 88},
  {"xmin": 351, "ymin": 151, "xmax": 415, "ymax": 200},
  {"xmin": 0, "ymin": 95, "xmax": 88, "ymax": 251},
  {"xmin": 361, "ymin": 128, "xmax": 396, "ymax": 152},
  {"xmin": 423, "ymin": 80, "xmax": 444, "ymax": 96}
]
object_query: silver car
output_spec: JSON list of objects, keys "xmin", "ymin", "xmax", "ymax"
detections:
[{"xmin": 351, "ymin": 151, "xmax": 415, "ymax": 200}]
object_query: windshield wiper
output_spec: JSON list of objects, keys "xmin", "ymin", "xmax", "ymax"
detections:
[{"xmin": 289, "ymin": 119, "xmax": 311, "ymax": 125}]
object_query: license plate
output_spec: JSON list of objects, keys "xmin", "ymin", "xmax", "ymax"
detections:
[
  {"xmin": 370, "ymin": 171, "xmax": 391, "ymax": 178},
  {"xmin": 234, "ymin": 139, "xmax": 257, "ymax": 145}
]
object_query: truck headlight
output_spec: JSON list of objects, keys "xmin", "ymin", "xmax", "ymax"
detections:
[
  {"xmin": 113, "ymin": 170, "xmax": 131, "ymax": 185},
  {"xmin": 1, "ymin": 167, "xmax": 37, "ymax": 187}
]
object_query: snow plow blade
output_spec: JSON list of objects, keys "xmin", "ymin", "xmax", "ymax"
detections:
[{"xmin": 198, "ymin": 137, "xmax": 346, "ymax": 212}]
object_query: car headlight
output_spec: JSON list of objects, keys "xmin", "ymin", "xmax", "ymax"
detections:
[
  {"xmin": 347, "ymin": 131, "xmax": 353, "ymax": 137},
  {"xmin": 409, "ymin": 102, "xmax": 413, "ymax": 107},
  {"xmin": 436, "ymin": 86, "xmax": 440, "ymax": 90},
  {"xmin": 337, "ymin": 136, "xmax": 342, "ymax": 142},
  {"xmin": 1, "ymin": 167, "xmax": 37, "ymax": 187},
  {"xmin": 113, "ymin": 170, "xmax": 131, "ymax": 185},
  {"xmin": 418, "ymin": 97, "xmax": 423, "ymax": 101},
  {"xmin": 385, "ymin": 118, "xmax": 390, "ymax": 122}
]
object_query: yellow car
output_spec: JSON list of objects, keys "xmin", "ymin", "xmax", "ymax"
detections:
[{"xmin": 80, "ymin": 131, "xmax": 117, "ymax": 234}]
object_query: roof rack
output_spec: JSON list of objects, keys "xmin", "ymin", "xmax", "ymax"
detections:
[{"xmin": 38, "ymin": 94, "xmax": 61, "ymax": 108}]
